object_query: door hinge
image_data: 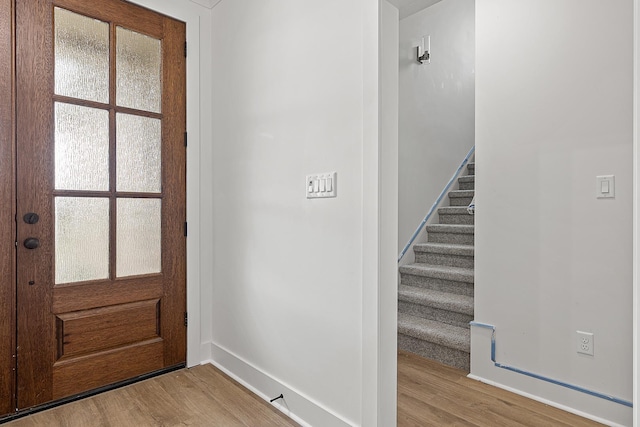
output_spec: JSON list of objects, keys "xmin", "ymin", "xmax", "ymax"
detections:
[
  {"xmin": 184, "ymin": 131, "xmax": 187, "ymax": 147},
  {"xmin": 184, "ymin": 312, "xmax": 188, "ymax": 327},
  {"xmin": 184, "ymin": 41, "xmax": 187, "ymax": 58},
  {"xmin": 184, "ymin": 222, "xmax": 188, "ymax": 237}
]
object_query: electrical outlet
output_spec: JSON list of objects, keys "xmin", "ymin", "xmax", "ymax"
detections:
[{"xmin": 576, "ymin": 331, "xmax": 594, "ymax": 356}]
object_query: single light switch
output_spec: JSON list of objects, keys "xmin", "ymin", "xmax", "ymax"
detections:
[
  {"xmin": 320, "ymin": 178, "xmax": 326, "ymax": 192},
  {"xmin": 326, "ymin": 176, "xmax": 333, "ymax": 191},
  {"xmin": 597, "ymin": 175, "xmax": 615, "ymax": 199},
  {"xmin": 313, "ymin": 179, "xmax": 319, "ymax": 193}
]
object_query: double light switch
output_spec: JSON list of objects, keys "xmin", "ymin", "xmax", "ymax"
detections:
[{"xmin": 307, "ymin": 172, "xmax": 337, "ymax": 199}]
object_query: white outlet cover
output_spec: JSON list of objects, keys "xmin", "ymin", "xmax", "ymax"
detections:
[{"xmin": 576, "ymin": 331, "xmax": 594, "ymax": 356}]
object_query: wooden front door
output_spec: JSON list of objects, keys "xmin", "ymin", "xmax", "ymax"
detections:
[{"xmin": 1, "ymin": 0, "xmax": 186, "ymax": 413}]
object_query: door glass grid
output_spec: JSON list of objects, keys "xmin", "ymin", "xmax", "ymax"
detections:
[
  {"xmin": 116, "ymin": 198, "xmax": 161, "ymax": 277},
  {"xmin": 53, "ymin": 9, "xmax": 164, "ymax": 284},
  {"xmin": 116, "ymin": 26, "xmax": 162, "ymax": 113},
  {"xmin": 116, "ymin": 113, "xmax": 161, "ymax": 193},
  {"xmin": 54, "ymin": 102, "xmax": 109, "ymax": 191},
  {"xmin": 54, "ymin": 8, "xmax": 109, "ymax": 103},
  {"xmin": 55, "ymin": 197, "xmax": 110, "ymax": 284}
]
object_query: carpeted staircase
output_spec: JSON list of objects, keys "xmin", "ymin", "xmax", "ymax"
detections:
[{"xmin": 398, "ymin": 162, "xmax": 474, "ymax": 372}]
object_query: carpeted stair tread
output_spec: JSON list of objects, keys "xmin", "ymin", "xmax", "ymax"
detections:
[
  {"xmin": 398, "ymin": 159, "xmax": 475, "ymax": 369},
  {"xmin": 448, "ymin": 190, "xmax": 475, "ymax": 198},
  {"xmin": 438, "ymin": 206, "xmax": 472, "ymax": 215},
  {"xmin": 413, "ymin": 242, "xmax": 474, "ymax": 257},
  {"xmin": 398, "ymin": 312, "xmax": 470, "ymax": 353},
  {"xmin": 457, "ymin": 175, "xmax": 475, "ymax": 190},
  {"xmin": 399, "ymin": 285, "xmax": 473, "ymax": 315},
  {"xmin": 426, "ymin": 224, "xmax": 474, "ymax": 234},
  {"xmin": 437, "ymin": 206, "xmax": 475, "ymax": 225},
  {"xmin": 399, "ymin": 263, "xmax": 474, "ymax": 284}
]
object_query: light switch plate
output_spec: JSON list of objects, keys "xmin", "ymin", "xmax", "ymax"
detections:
[
  {"xmin": 306, "ymin": 172, "xmax": 337, "ymax": 199},
  {"xmin": 596, "ymin": 175, "xmax": 615, "ymax": 199}
]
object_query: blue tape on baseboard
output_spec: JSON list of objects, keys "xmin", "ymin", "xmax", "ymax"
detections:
[
  {"xmin": 469, "ymin": 321, "xmax": 494, "ymax": 330},
  {"xmin": 469, "ymin": 321, "xmax": 633, "ymax": 408}
]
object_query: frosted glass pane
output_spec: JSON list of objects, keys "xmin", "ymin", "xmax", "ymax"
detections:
[
  {"xmin": 116, "ymin": 113, "xmax": 161, "ymax": 193},
  {"xmin": 55, "ymin": 103, "xmax": 109, "ymax": 191},
  {"xmin": 116, "ymin": 27, "xmax": 161, "ymax": 113},
  {"xmin": 55, "ymin": 197, "xmax": 110, "ymax": 284},
  {"xmin": 116, "ymin": 198, "xmax": 161, "ymax": 277},
  {"xmin": 55, "ymin": 8, "xmax": 109, "ymax": 103}
]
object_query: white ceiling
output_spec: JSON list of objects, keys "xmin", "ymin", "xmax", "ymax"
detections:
[
  {"xmin": 386, "ymin": 0, "xmax": 443, "ymax": 19},
  {"xmin": 195, "ymin": 0, "xmax": 442, "ymax": 18},
  {"xmin": 189, "ymin": 0, "xmax": 220, "ymax": 8}
]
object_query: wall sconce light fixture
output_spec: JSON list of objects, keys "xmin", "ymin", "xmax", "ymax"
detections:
[{"xmin": 416, "ymin": 35, "xmax": 430, "ymax": 64}]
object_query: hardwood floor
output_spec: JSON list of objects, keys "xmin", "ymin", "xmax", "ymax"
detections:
[
  {"xmin": 398, "ymin": 350, "xmax": 605, "ymax": 427},
  {"xmin": 4, "ymin": 352, "xmax": 606, "ymax": 426},
  {"xmin": 3, "ymin": 365, "xmax": 299, "ymax": 427}
]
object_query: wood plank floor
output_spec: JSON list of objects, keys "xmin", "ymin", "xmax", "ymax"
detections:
[
  {"xmin": 3, "ymin": 365, "xmax": 299, "ymax": 427},
  {"xmin": 398, "ymin": 350, "xmax": 605, "ymax": 427},
  {"xmin": 4, "ymin": 352, "xmax": 606, "ymax": 426}
]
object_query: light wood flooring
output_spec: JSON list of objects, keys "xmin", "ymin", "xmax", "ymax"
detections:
[
  {"xmin": 4, "ymin": 352, "xmax": 606, "ymax": 426},
  {"xmin": 398, "ymin": 350, "xmax": 604, "ymax": 426},
  {"xmin": 3, "ymin": 365, "xmax": 299, "ymax": 427}
]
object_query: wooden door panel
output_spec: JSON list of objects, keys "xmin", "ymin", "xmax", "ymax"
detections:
[
  {"xmin": 13, "ymin": 0, "xmax": 186, "ymax": 411},
  {"xmin": 55, "ymin": 299, "xmax": 160, "ymax": 359},
  {"xmin": 0, "ymin": 0, "xmax": 15, "ymax": 416},
  {"xmin": 56, "ymin": 0, "xmax": 163, "ymax": 39},
  {"xmin": 52, "ymin": 339, "xmax": 163, "ymax": 400},
  {"xmin": 52, "ymin": 278, "xmax": 163, "ymax": 313},
  {"xmin": 16, "ymin": 0, "xmax": 56, "ymax": 409},
  {"xmin": 160, "ymin": 13, "xmax": 187, "ymax": 368}
]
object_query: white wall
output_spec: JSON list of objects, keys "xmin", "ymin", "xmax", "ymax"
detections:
[
  {"xmin": 398, "ymin": 0, "xmax": 475, "ymax": 253},
  {"xmin": 378, "ymin": 2, "xmax": 399, "ymax": 425},
  {"xmin": 635, "ymin": 2, "xmax": 640, "ymax": 425},
  {"xmin": 209, "ymin": 1, "xmax": 392, "ymax": 425},
  {"xmin": 473, "ymin": 1, "xmax": 633, "ymax": 425}
]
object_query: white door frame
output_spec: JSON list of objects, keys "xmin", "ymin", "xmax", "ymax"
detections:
[
  {"xmin": 633, "ymin": 0, "xmax": 639, "ymax": 425},
  {"xmin": 127, "ymin": 0, "xmax": 213, "ymax": 367}
]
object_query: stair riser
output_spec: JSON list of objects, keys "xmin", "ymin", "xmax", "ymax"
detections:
[
  {"xmin": 400, "ymin": 273, "xmax": 474, "ymax": 297},
  {"xmin": 398, "ymin": 301, "xmax": 472, "ymax": 329},
  {"xmin": 458, "ymin": 181, "xmax": 475, "ymax": 191},
  {"xmin": 428, "ymin": 232, "xmax": 474, "ymax": 245},
  {"xmin": 449, "ymin": 196, "xmax": 473, "ymax": 207},
  {"xmin": 467, "ymin": 164, "xmax": 475, "ymax": 174},
  {"xmin": 415, "ymin": 252, "xmax": 474, "ymax": 269},
  {"xmin": 398, "ymin": 334, "xmax": 470, "ymax": 371},
  {"xmin": 438, "ymin": 213, "xmax": 474, "ymax": 225}
]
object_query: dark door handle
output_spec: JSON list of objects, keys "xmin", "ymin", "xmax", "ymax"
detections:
[
  {"xmin": 23, "ymin": 238, "xmax": 40, "ymax": 249},
  {"xmin": 23, "ymin": 213, "xmax": 40, "ymax": 224}
]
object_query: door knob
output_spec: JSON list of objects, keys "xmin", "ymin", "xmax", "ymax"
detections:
[
  {"xmin": 23, "ymin": 238, "xmax": 40, "ymax": 249},
  {"xmin": 23, "ymin": 213, "xmax": 40, "ymax": 224}
]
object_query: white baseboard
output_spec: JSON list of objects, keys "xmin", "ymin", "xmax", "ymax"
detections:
[
  {"xmin": 199, "ymin": 342, "xmax": 212, "ymax": 362},
  {"xmin": 467, "ymin": 374, "xmax": 626, "ymax": 427},
  {"xmin": 202, "ymin": 341, "xmax": 355, "ymax": 427}
]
